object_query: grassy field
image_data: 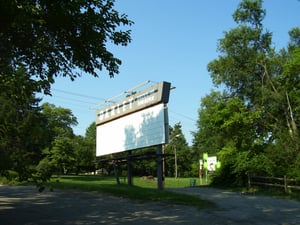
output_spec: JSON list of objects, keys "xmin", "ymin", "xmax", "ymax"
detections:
[
  {"xmin": 49, "ymin": 175, "xmax": 215, "ymax": 209},
  {"xmin": 124, "ymin": 176, "xmax": 208, "ymax": 188}
]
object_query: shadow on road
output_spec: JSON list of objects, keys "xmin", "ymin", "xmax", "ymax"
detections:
[{"xmin": 1, "ymin": 185, "xmax": 300, "ymax": 225}]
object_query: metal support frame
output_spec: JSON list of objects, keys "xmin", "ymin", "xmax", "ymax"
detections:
[{"xmin": 98, "ymin": 149, "xmax": 172, "ymax": 190}]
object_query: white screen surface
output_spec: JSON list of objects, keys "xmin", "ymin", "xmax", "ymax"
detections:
[{"xmin": 96, "ymin": 104, "xmax": 168, "ymax": 156}]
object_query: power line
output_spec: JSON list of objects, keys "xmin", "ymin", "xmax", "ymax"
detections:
[
  {"xmin": 48, "ymin": 88, "xmax": 198, "ymax": 122},
  {"xmin": 169, "ymin": 110, "xmax": 197, "ymax": 122},
  {"xmin": 48, "ymin": 95, "xmax": 96, "ymax": 105},
  {"xmin": 42, "ymin": 98, "xmax": 94, "ymax": 111},
  {"xmin": 90, "ymin": 80, "xmax": 151, "ymax": 110},
  {"xmin": 52, "ymin": 88, "xmax": 106, "ymax": 101}
]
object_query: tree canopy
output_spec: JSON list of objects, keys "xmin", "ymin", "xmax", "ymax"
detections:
[
  {"xmin": 164, "ymin": 123, "xmax": 192, "ymax": 177},
  {"xmin": 0, "ymin": 0, "xmax": 133, "ymax": 93},
  {"xmin": 0, "ymin": 0, "xmax": 133, "ymax": 185},
  {"xmin": 194, "ymin": 0, "xmax": 300, "ymax": 186}
]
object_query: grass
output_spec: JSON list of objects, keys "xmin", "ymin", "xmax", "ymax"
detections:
[
  {"xmin": 245, "ymin": 186, "xmax": 300, "ymax": 201},
  {"xmin": 49, "ymin": 175, "xmax": 215, "ymax": 209},
  {"xmin": 212, "ymin": 184, "xmax": 300, "ymax": 202},
  {"xmin": 2, "ymin": 173, "xmax": 298, "ymax": 205}
]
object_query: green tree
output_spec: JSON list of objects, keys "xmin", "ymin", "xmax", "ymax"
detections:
[
  {"xmin": 269, "ymin": 28, "xmax": 300, "ymax": 177},
  {"xmin": 208, "ymin": 1, "xmax": 299, "ymax": 145},
  {"xmin": 0, "ymin": 0, "xmax": 133, "ymax": 184},
  {"xmin": 194, "ymin": 0, "xmax": 300, "ymax": 185},
  {"xmin": 72, "ymin": 123, "xmax": 97, "ymax": 175},
  {"xmin": 0, "ymin": 0, "xmax": 133, "ymax": 93},
  {"xmin": 39, "ymin": 103, "xmax": 78, "ymax": 174},
  {"xmin": 165, "ymin": 123, "xmax": 191, "ymax": 177},
  {"xmin": 85, "ymin": 122, "xmax": 96, "ymax": 142},
  {"xmin": 192, "ymin": 91, "xmax": 228, "ymax": 156},
  {"xmin": 193, "ymin": 91, "xmax": 269, "ymax": 185},
  {"xmin": 0, "ymin": 68, "xmax": 48, "ymax": 180},
  {"xmin": 73, "ymin": 135, "xmax": 96, "ymax": 174},
  {"xmin": 41, "ymin": 102, "xmax": 78, "ymax": 141},
  {"xmin": 45, "ymin": 137, "xmax": 76, "ymax": 175}
]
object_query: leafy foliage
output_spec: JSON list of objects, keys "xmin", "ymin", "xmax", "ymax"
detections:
[
  {"xmin": 0, "ymin": 68, "xmax": 48, "ymax": 180},
  {"xmin": 41, "ymin": 102, "xmax": 78, "ymax": 140},
  {"xmin": 164, "ymin": 123, "xmax": 192, "ymax": 177},
  {"xmin": 193, "ymin": 0, "xmax": 300, "ymax": 186},
  {"xmin": 0, "ymin": 0, "xmax": 133, "ymax": 93},
  {"xmin": 0, "ymin": 0, "xmax": 132, "ymax": 186}
]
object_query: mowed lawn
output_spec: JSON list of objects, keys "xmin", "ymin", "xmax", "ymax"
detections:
[{"xmin": 50, "ymin": 175, "xmax": 215, "ymax": 209}]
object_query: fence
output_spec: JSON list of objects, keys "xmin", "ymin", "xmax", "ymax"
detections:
[{"xmin": 247, "ymin": 174, "xmax": 300, "ymax": 192}]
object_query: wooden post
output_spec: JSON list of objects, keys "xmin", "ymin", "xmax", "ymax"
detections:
[
  {"xmin": 113, "ymin": 161, "xmax": 120, "ymax": 185},
  {"xmin": 127, "ymin": 150, "xmax": 133, "ymax": 186},
  {"xmin": 157, "ymin": 145, "xmax": 164, "ymax": 190},
  {"xmin": 162, "ymin": 145, "xmax": 166, "ymax": 185},
  {"xmin": 284, "ymin": 175, "xmax": 287, "ymax": 193},
  {"xmin": 247, "ymin": 172, "xmax": 251, "ymax": 190}
]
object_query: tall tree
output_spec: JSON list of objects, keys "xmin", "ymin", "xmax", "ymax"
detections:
[
  {"xmin": 34, "ymin": 104, "xmax": 79, "ymax": 185},
  {"xmin": 46, "ymin": 137, "xmax": 76, "ymax": 175},
  {"xmin": 41, "ymin": 103, "xmax": 78, "ymax": 142},
  {"xmin": 73, "ymin": 135, "xmax": 96, "ymax": 174},
  {"xmin": 165, "ymin": 123, "xmax": 191, "ymax": 177},
  {"xmin": 193, "ymin": 91, "xmax": 229, "ymax": 156},
  {"xmin": 194, "ymin": 91, "xmax": 270, "ymax": 185},
  {"xmin": 194, "ymin": 0, "xmax": 300, "ymax": 185},
  {"xmin": 208, "ymin": 0, "xmax": 275, "ymax": 106},
  {"xmin": 72, "ymin": 122, "xmax": 97, "ymax": 174},
  {"xmin": 0, "ymin": 0, "xmax": 133, "ymax": 184},
  {"xmin": 85, "ymin": 122, "xmax": 96, "ymax": 142},
  {"xmin": 270, "ymin": 28, "xmax": 300, "ymax": 177},
  {"xmin": 0, "ymin": 68, "xmax": 48, "ymax": 179}
]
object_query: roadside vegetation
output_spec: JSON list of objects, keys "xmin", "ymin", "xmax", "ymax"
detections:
[
  {"xmin": 48, "ymin": 175, "xmax": 215, "ymax": 209},
  {"xmin": 1, "ymin": 173, "xmax": 299, "ymax": 203},
  {"xmin": 249, "ymin": 187, "xmax": 300, "ymax": 202},
  {"xmin": 0, "ymin": 174, "xmax": 215, "ymax": 209}
]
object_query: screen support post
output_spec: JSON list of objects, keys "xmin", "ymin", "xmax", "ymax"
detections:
[
  {"xmin": 156, "ymin": 144, "xmax": 164, "ymax": 190},
  {"xmin": 127, "ymin": 150, "xmax": 133, "ymax": 186}
]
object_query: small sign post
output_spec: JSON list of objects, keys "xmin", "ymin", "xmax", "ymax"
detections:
[{"xmin": 199, "ymin": 159, "xmax": 203, "ymax": 185}]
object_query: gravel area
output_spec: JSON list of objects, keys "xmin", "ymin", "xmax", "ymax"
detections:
[
  {"xmin": 0, "ymin": 185, "xmax": 299, "ymax": 225},
  {"xmin": 170, "ymin": 187, "xmax": 300, "ymax": 225}
]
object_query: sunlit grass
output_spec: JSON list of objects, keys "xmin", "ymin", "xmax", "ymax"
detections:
[{"xmin": 49, "ymin": 175, "xmax": 215, "ymax": 209}]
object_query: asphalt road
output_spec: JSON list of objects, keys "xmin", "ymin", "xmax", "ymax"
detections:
[{"xmin": 0, "ymin": 185, "xmax": 299, "ymax": 225}]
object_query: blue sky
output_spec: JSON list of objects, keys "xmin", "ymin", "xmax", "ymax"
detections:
[{"xmin": 41, "ymin": 0, "xmax": 300, "ymax": 145}]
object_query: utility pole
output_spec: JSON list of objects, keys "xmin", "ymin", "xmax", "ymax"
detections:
[
  {"xmin": 171, "ymin": 134, "xmax": 180, "ymax": 179},
  {"xmin": 174, "ymin": 144, "xmax": 178, "ymax": 179}
]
